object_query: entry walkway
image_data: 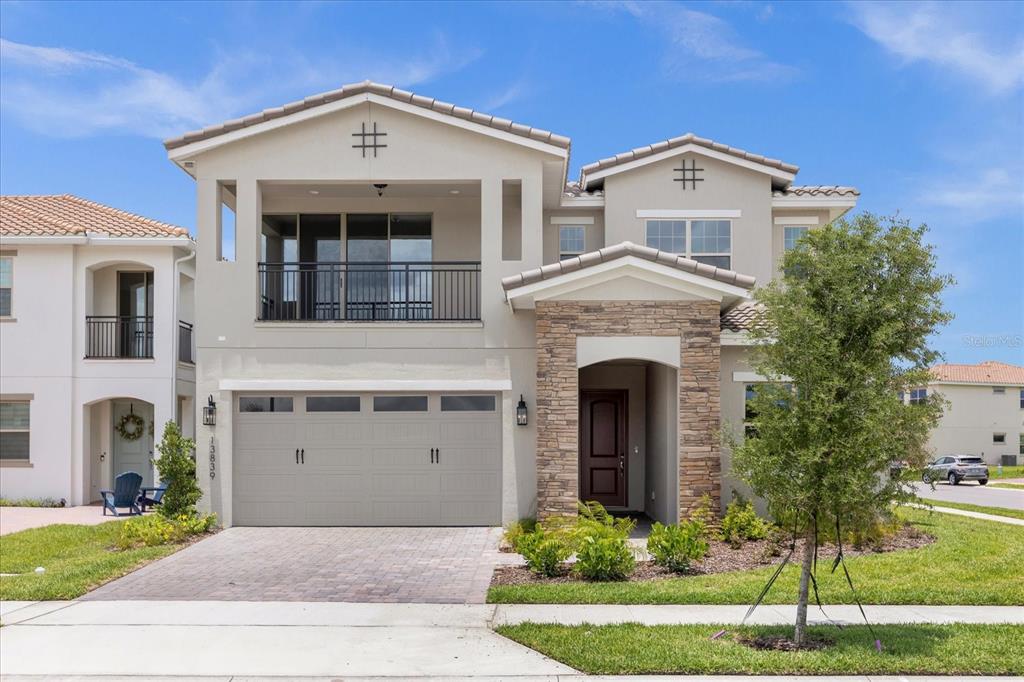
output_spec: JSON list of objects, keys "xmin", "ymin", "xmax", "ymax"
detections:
[
  {"xmin": 0, "ymin": 504, "xmax": 117, "ymax": 535},
  {"xmin": 2, "ymin": 600, "xmax": 1021, "ymax": 678}
]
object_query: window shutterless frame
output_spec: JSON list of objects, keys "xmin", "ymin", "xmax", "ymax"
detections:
[
  {"xmin": 644, "ymin": 219, "xmax": 731, "ymax": 269},
  {"xmin": 558, "ymin": 226, "xmax": 586, "ymax": 260},
  {"xmin": 0, "ymin": 255, "xmax": 13, "ymax": 318},
  {"xmin": 0, "ymin": 400, "xmax": 30, "ymax": 462}
]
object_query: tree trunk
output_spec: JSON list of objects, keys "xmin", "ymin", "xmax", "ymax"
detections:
[{"xmin": 793, "ymin": 528, "xmax": 816, "ymax": 647}]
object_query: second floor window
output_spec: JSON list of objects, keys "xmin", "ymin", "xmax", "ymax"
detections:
[
  {"xmin": 783, "ymin": 226, "xmax": 809, "ymax": 251},
  {"xmin": 559, "ymin": 226, "xmax": 586, "ymax": 260},
  {"xmin": 645, "ymin": 219, "xmax": 731, "ymax": 269},
  {"xmin": 0, "ymin": 256, "xmax": 12, "ymax": 317},
  {"xmin": 909, "ymin": 388, "xmax": 927, "ymax": 405}
]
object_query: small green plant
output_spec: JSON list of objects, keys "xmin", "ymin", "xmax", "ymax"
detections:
[
  {"xmin": 688, "ymin": 493, "xmax": 722, "ymax": 540},
  {"xmin": 116, "ymin": 513, "xmax": 216, "ymax": 549},
  {"xmin": 503, "ymin": 517, "xmax": 538, "ymax": 553},
  {"xmin": 721, "ymin": 497, "xmax": 771, "ymax": 547},
  {"xmin": 517, "ymin": 529, "xmax": 571, "ymax": 577},
  {"xmin": 647, "ymin": 521, "xmax": 709, "ymax": 573},
  {"xmin": 153, "ymin": 421, "xmax": 201, "ymax": 518},
  {"xmin": 0, "ymin": 497, "xmax": 65, "ymax": 508},
  {"xmin": 573, "ymin": 535, "xmax": 636, "ymax": 581}
]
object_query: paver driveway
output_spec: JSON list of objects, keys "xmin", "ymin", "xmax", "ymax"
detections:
[{"xmin": 84, "ymin": 526, "xmax": 503, "ymax": 603}]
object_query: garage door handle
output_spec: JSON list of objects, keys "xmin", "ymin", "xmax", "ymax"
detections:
[
  {"xmin": 430, "ymin": 447, "xmax": 435, "ymax": 464},
  {"xmin": 295, "ymin": 448, "xmax": 299, "ymax": 464},
  {"xmin": 300, "ymin": 448, "xmax": 305, "ymax": 464},
  {"xmin": 436, "ymin": 448, "xmax": 440, "ymax": 464}
]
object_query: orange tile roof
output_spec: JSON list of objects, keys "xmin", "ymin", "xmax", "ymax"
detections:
[
  {"xmin": 0, "ymin": 195, "xmax": 190, "ymax": 238},
  {"xmin": 930, "ymin": 361, "xmax": 1024, "ymax": 385}
]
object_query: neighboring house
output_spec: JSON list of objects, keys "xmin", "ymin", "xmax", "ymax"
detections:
[
  {"xmin": 0, "ymin": 195, "xmax": 196, "ymax": 504},
  {"xmin": 917, "ymin": 361, "xmax": 1024, "ymax": 466},
  {"xmin": 163, "ymin": 80, "xmax": 857, "ymax": 527}
]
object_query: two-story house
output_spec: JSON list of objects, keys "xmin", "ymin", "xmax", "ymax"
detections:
[
  {"xmin": 0, "ymin": 195, "xmax": 196, "ymax": 505},
  {"xmin": 164, "ymin": 81, "xmax": 857, "ymax": 527},
  {"xmin": 917, "ymin": 361, "xmax": 1024, "ymax": 466}
]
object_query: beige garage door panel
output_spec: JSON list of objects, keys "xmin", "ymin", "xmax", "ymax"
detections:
[{"xmin": 233, "ymin": 393, "xmax": 500, "ymax": 526}]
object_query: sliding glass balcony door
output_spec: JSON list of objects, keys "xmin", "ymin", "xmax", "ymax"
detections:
[{"xmin": 346, "ymin": 213, "xmax": 432, "ymax": 320}]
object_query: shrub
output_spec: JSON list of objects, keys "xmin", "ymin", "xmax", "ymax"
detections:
[
  {"xmin": 721, "ymin": 497, "xmax": 771, "ymax": 547},
  {"xmin": 570, "ymin": 500, "xmax": 636, "ymax": 545},
  {"xmin": 503, "ymin": 517, "xmax": 537, "ymax": 553},
  {"xmin": 0, "ymin": 497, "xmax": 65, "ymax": 508},
  {"xmin": 116, "ymin": 513, "xmax": 216, "ymax": 550},
  {"xmin": 646, "ymin": 521, "xmax": 708, "ymax": 573},
  {"xmin": 573, "ymin": 534, "xmax": 636, "ymax": 581},
  {"xmin": 688, "ymin": 493, "xmax": 723, "ymax": 541},
  {"xmin": 517, "ymin": 529, "xmax": 571, "ymax": 577},
  {"xmin": 153, "ymin": 421, "xmax": 201, "ymax": 518}
]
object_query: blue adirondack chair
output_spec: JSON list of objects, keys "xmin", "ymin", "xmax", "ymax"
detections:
[
  {"xmin": 101, "ymin": 472, "xmax": 143, "ymax": 516},
  {"xmin": 139, "ymin": 481, "xmax": 168, "ymax": 512}
]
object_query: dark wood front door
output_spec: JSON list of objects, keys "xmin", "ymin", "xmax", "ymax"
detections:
[{"xmin": 579, "ymin": 390, "xmax": 627, "ymax": 508}]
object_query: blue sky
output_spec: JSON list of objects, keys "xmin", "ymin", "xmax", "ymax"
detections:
[{"xmin": 1, "ymin": 1, "xmax": 1021, "ymax": 364}]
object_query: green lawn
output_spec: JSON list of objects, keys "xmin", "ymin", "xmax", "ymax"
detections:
[
  {"xmin": 991, "ymin": 482, "xmax": 1024, "ymax": 490},
  {"xmin": 488, "ymin": 508, "xmax": 1023, "ymax": 605},
  {"xmin": 496, "ymin": 623, "xmax": 1024, "ymax": 675},
  {"xmin": 991, "ymin": 464, "xmax": 1024, "ymax": 480},
  {"xmin": 0, "ymin": 522, "xmax": 183, "ymax": 600},
  {"xmin": 919, "ymin": 498, "xmax": 1024, "ymax": 521}
]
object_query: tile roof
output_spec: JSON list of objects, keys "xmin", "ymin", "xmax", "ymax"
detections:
[
  {"xmin": 563, "ymin": 181, "xmax": 604, "ymax": 199},
  {"xmin": 930, "ymin": 361, "xmax": 1024, "ymax": 385},
  {"xmin": 772, "ymin": 185, "xmax": 860, "ymax": 198},
  {"xmin": 164, "ymin": 80, "xmax": 572, "ymax": 152},
  {"xmin": 0, "ymin": 195, "xmax": 190, "ymax": 238},
  {"xmin": 720, "ymin": 302, "xmax": 768, "ymax": 333},
  {"xmin": 502, "ymin": 241, "xmax": 755, "ymax": 292},
  {"xmin": 579, "ymin": 133, "xmax": 799, "ymax": 184}
]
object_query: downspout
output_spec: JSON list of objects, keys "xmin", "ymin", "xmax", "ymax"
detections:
[{"xmin": 170, "ymin": 247, "xmax": 197, "ymax": 424}]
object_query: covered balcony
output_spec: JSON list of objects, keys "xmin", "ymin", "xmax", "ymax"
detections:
[{"xmin": 254, "ymin": 182, "xmax": 484, "ymax": 322}]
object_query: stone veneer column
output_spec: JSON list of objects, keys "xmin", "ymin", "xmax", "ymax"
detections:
[{"xmin": 534, "ymin": 300, "xmax": 721, "ymax": 521}]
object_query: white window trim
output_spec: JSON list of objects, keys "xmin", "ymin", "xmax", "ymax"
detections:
[
  {"xmin": 774, "ymin": 216, "xmax": 819, "ymax": 226},
  {"xmin": 550, "ymin": 216, "xmax": 595, "ymax": 225},
  {"xmin": 636, "ymin": 209, "xmax": 741, "ymax": 219},
  {"xmin": 645, "ymin": 219, "xmax": 732, "ymax": 267},
  {"xmin": 783, "ymin": 225, "xmax": 810, "ymax": 251},
  {"xmin": 559, "ymin": 225, "xmax": 586, "ymax": 259}
]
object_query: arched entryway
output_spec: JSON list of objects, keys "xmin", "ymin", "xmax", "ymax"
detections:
[{"xmin": 84, "ymin": 397, "xmax": 156, "ymax": 502}]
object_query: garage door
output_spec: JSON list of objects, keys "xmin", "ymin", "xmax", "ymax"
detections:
[{"xmin": 232, "ymin": 392, "xmax": 501, "ymax": 526}]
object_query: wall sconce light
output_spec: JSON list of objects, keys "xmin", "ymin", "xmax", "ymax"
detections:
[
  {"xmin": 202, "ymin": 395, "xmax": 217, "ymax": 426},
  {"xmin": 516, "ymin": 394, "xmax": 528, "ymax": 426}
]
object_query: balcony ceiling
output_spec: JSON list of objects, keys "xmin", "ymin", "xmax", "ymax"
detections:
[{"xmin": 261, "ymin": 182, "xmax": 481, "ymax": 199}]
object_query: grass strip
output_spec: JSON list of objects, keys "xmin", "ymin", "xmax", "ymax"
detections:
[
  {"xmin": 918, "ymin": 498, "xmax": 1024, "ymax": 521},
  {"xmin": 488, "ymin": 508, "xmax": 1023, "ymax": 605},
  {"xmin": 0, "ymin": 522, "xmax": 183, "ymax": 600},
  {"xmin": 496, "ymin": 623, "xmax": 1024, "ymax": 675}
]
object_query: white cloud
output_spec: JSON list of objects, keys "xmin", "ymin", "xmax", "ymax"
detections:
[
  {"xmin": 918, "ymin": 167, "xmax": 1024, "ymax": 219},
  {"xmin": 0, "ymin": 36, "xmax": 481, "ymax": 139},
  {"xmin": 848, "ymin": 1, "xmax": 1024, "ymax": 94},
  {"xmin": 601, "ymin": 2, "xmax": 796, "ymax": 82},
  {"xmin": 481, "ymin": 78, "xmax": 531, "ymax": 111}
]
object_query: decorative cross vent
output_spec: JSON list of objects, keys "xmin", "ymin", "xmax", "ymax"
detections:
[
  {"xmin": 352, "ymin": 122, "xmax": 388, "ymax": 158},
  {"xmin": 673, "ymin": 158, "xmax": 704, "ymax": 190}
]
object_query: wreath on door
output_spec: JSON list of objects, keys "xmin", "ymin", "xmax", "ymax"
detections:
[{"xmin": 116, "ymin": 412, "xmax": 146, "ymax": 441}]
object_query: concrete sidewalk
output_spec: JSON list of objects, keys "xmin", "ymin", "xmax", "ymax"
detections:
[
  {"xmin": 909, "ymin": 502, "xmax": 1024, "ymax": 525},
  {"xmin": 2, "ymin": 600, "xmax": 1022, "ymax": 678},
  {"xmin": 0, "ymin": 504, "xmax": 119, "ymax": 535}
]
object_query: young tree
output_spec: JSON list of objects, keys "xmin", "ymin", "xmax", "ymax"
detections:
[
  {"xmin": 153, "ymin": 420, "xmax": 201, "ymax": 518},
  {"xmin": 731, "ymin": 214, "xmax": 951, "ymax": 646}
]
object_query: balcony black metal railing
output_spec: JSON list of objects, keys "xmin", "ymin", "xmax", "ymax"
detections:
[
  {"xmin": 257, "ymin": 261, "xmax": 482, "ymax": 322},
  {"xmin": 85, "ymin": 316, "xmax": 153, "ymax": 359},
  {"xmin": 178, "ymin": 321, "xmax": 195, "ymax": 364}
]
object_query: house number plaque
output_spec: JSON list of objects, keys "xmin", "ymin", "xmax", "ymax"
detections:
[{"xmin": 209, "ymin": 437, "xmax": 217, "ymax": 479}]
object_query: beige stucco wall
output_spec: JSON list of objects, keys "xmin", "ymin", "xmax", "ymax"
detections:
[
  {"xmin": 541, "ymin": 209, "xmax": 605, "ymax": 264},
  {"xmin": 770, "ymin": 209, "xmax": 832, "ymax": 278},
  {"xmin": 926, "ymin": 383, "xmax": 1024, "ymax": 465},
  {"xmin": 645, "ymin": 362, "xmax": 679, "ymax": 524},
  {"xmin": 719, "ymin": 345, "xmax": 760, "ymax": 512},
  {"xmin": 602, "ymin": 153, "xmax": 773, "ymax": 285}
]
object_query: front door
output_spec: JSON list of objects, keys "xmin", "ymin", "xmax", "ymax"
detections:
[
  {"xmin": 112, "ymin": 400, "xmax": 154, "ymax": 487},
  {"xmin": 579, "ymin": 390, "xmax": 627, "ymax": 508}
]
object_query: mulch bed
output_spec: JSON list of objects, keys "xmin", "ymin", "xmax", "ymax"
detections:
[
  {"xmin": 490, "ymin": 523, "xmax": 933, "ymax": 587},
  {"xmin": 735, "ymin": 632, "xmax": 834, "ymax": 652}
]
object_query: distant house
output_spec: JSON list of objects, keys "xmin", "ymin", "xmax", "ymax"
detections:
[
  {"xmin": 0, "ymin": 195, "xmax": 195, "ymax": 504},
  {"xmin": 921, "ymin": 361, "xmax": 1024, "ymax": 466}
]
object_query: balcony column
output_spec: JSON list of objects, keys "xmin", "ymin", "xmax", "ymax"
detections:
[
  {"xmin": 520, "ymin": 171, "xmax": 543, "ymax": 268},
  {"xmin": 479, "ymin": 176, "xmax": 504, "ymax": 336}
]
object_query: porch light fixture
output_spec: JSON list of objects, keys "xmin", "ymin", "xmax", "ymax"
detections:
[
  {"xmin": 373, "ymin": 183, "xmax": 388, "ymax": 197},
  {"xmin": 202, "ymin": 395, "xmax": 217, "ymax": 426},
  {"xmin": 516, "ymin": 395, "xmax": 528, "ymax": 426}
]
